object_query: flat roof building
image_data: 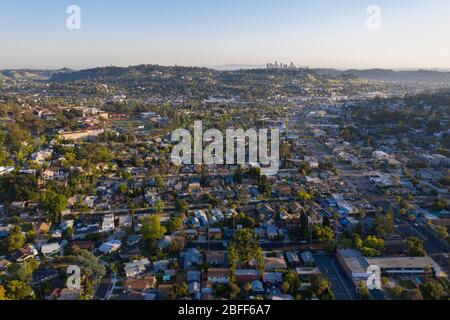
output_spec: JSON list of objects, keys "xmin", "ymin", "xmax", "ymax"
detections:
[
  {"xmin": 366, "ymin": 256, "xmax": 443, "ymax": 278},
  {"xmin": 337, "ymin": 249, "xmax": 445, "ymax": 281}
]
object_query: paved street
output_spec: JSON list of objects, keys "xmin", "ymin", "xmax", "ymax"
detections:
[
  {"xmin": 312, "ymin": 252, "xmax": 359, "ymax": 300},
  {"xmin": 396, "ymin": 217, "xmax": 450, "ymax": 276}
]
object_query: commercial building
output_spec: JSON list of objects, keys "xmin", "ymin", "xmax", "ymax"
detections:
[{"xmin": 337, "ymin": 249, "xmax": 445, "ymax": 282}]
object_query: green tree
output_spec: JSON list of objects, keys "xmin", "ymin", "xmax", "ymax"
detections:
[
  {"xmin": 63, "ymin": 226, "xmax": 74, "ymax": 239},
  {"xmin": 141, "ymin": 215, "xmax": 166, "ymax": 242},
  {"xmin": 389, "ymin": 286, "xmax": 405, "ymax": 300},
  {"xmin": 6, "ymin": 226, "xmax": 25, "ymax": 253},
  {"xmin": 155, "ymin": 176, "xmax": 164, "ymax": 189},
  {"xmin": 357, "ymin": 281, "xmax": 372, "ymax": 300},
  {"xmin": 435, "ymin": 225, "xmax": 448, "ymax": 240},
  {"xmin": 175, "ymin": 199, "xmax": 189, "ymax": 215},
  {"xmin": 243, "ymin": 282, "xmax": 252, "ymax": 293},
  {"xmin": 282, "ymin": 270, "xmax": 301, "ymax": 296},
  {"xmin": 118, "ymin": 183, "xmax": 128, "ymax": 194},
  {"xmin": 168, "ymin": 236, "xmax": 186, "ymax": 254},
  {"xmin": 325, "ymin": 240, "xmax": 337, "ymax": 253},
  {"xmin": 232, "ymin": 229, "xmax": 262, "ymax": 268},
  {"xmin": 406, "ymin": 237, "xmax": 426, "ymax": 257},
  {"xmin": 16, "ymin": 257, "xmax": 39, "ymax": 282},
  {"xmin": 40, "ymin": 190, "xmax": 67, "ymax": 222},
  {"xmin": 310, "ymin": 275, "xmax": 335, "ymax": 300},
  {"xmin": 74, "ymin": 250, "xmax": 106, "ymax": 296},
  {"xmin": 384, "ymin": 211, "xmax": 395, "ymax": 236},
  {"xmin": 419, "ymin": 280, "xmax": 446, "ymax": 300},
  {"xmin": 364, "ymin": 236, "xmax": 385, "ymax": 252},
  {"xmin": 6, "ymin": 280, "xmax": 34, "ymax": 300},
  {"xmin": 297, "ymin": 191, "xmax": 312, "ymax": 204},
  {"xmin": 230, "ymin": 282, "xmax": 241, "ymax": 300},
  {"xmin": 170, "ymin": 282, "xmax": 188, "ymax": 300},
  {"xmin": 374, "ymin": 214, "xmax": 386, "ymax": 237},
  {"xmin": 228, "ymin": 243, "xmax": 238, "ymax": 271},
  {"xmin": 0, "ymin": 285, "xmax": 6, "ymax": 300},
  {"xmin": 152, "ymin": 199, "xmax": 164, "ymax": 214},
  {"xmin": 313, "ymin": 225, "xmax": 334, "ymax": 242},
  {"xmin": 431, "ymin": 199, "xmax": 448, "ymax": 211},
  {"xmin": 166, "ymin": 217, "xmax": 182, "ymax": 234}
]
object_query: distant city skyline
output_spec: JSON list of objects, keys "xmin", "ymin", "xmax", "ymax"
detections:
[{"xmin": 1, "ymin": 0, "xmax": 450, "ymax": 70}]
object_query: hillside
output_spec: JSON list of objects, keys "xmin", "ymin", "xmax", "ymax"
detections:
[{"xmin": 314, "ymin": 68, "xmax": 450, "ymax": 84}]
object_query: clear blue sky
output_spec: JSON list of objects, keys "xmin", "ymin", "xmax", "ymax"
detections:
[{"xmin": 1, "ymin": 0, "xmax": 449, "ymax": 69}]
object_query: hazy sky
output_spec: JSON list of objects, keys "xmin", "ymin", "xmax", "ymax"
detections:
[{"xmin": 1, "ymin": 0, "xmax": 450, "ymax": 69}]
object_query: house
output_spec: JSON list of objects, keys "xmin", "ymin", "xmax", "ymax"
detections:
[
  {"xmin": 263, "ymin": 253, "xmax": 287, "ymax": 271},
  {"xmin": 207, "ymin": 268, "xmax": 231, "ymax": 284},
  {"xmin": 262, "ymin": 272, "xmax": 283, "ymax": 284},
  {"xmin": 289, "ymin": 202, "xmax": 304, "ymax": 214},
  {"xmin": 157, "ymin": 284, "xmax": 173, "ymax": 300},
  {"xmin": 124, "ymin": 259, "xmax": 151, "ymax": 277},
  {"xmin": 119, "ymin": 215, "xmax": 132, "ymax": 228},
  {"xmin": 184, "ymin": 229, "xmax": 198, "ymax": 240},
  {"xmin": 295, "ymin": 267, "xmax": 321, "ymax": 277},
  {"xmin": 153, "ymin": 259, "xmax": 176, "ymax": 272},
  {"xmin": 127, "ymin": 234, "xmax": 142, "ymax": 247},
  {"xmin": 39, "ymin": 222, "xmax": 52, "ymax": 234},
  {"xmin": 300, "ymin": 252, "xmax": 315, "ymax": 267},
  {"xmin": 0, "ymin": 225, "xmax": 9, "ymax": 238},
  {"xmin": 0, "ymin": 259, "xmax": 11, "ymax": 274},
  {"xmin": 285, "ymin": 252, "xmax": 300, "ymax": 267},
  {"xmin": 194, "ymin": 210, "xmax": 209, "ymax": 226},
  {"xmin": 257, "ymin": 204, "xmax": 276, "ymax": 218},
  {"xmin": 98, "ymin": 240, "xmax": 121, "ymax": 254},
  {"xmin": 41, "ymin": 243, "xmax": 61, "ymax": 256},
  {"xmin": 124, "ymin": 276, "xmax": 157, "ymax": 293},
  {"xmin": 57, "ymin": 288, "xmax": 83, "ymax": 300},
  {"xmin": 10, "ymin": 245, "xmax": 37, "ymax": 262},
  {"xmin": 267, "ymin": 294, "xmax": 294, "ymax": 300},
  {"xmin": 206, "ymin": 251, "xmax": 227, "ymax": 267},
  {"xmin": 101, "ymin": 214, "xmax": 115, "ymax": 233},
  {"xmin": 120, "ymin": 290, "xmax": 157, "ymax": 300},
  {"xmin": 266, "ymin": 224, "xmax": 279, "ymax": 240},
  {"xmin": 187, "ymin": 271, "xmax": 201, "ymax": 283},
  {"xmin": 182, "ymin": 248, "xmax": 201, "ymax": 269},
  {"xmin": 32, "ymin": 268, "xmax": 60, "ymax": 285},
  {"xmin": 158, "ymin": 235, "xmax": 174, "ymax": 250},
  {"xmin": 208, "ymin": 228, "xmax": 222, "ymax": 240},
  {"xmin": 0, "ymin": 166, "xmax": 14, "ymax": 176},
  {"xmin": 251, "ymin": 280, "xmax": 264, "ymax": 293},
  {"xmin": 235, "ymin": 269, "xmax": 260, "ymax": 284},
  {"xmin": 31, "ymin": 149, "xmax": 53, "ymax": 162},
  {"xmin": 211, "ymin": 209, "xmax": 225, "ymax": 221}
]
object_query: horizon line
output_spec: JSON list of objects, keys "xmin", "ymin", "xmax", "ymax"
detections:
[{"xmin": 2, "ymin": 64, "xmax": 450, "ymax": 72}]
